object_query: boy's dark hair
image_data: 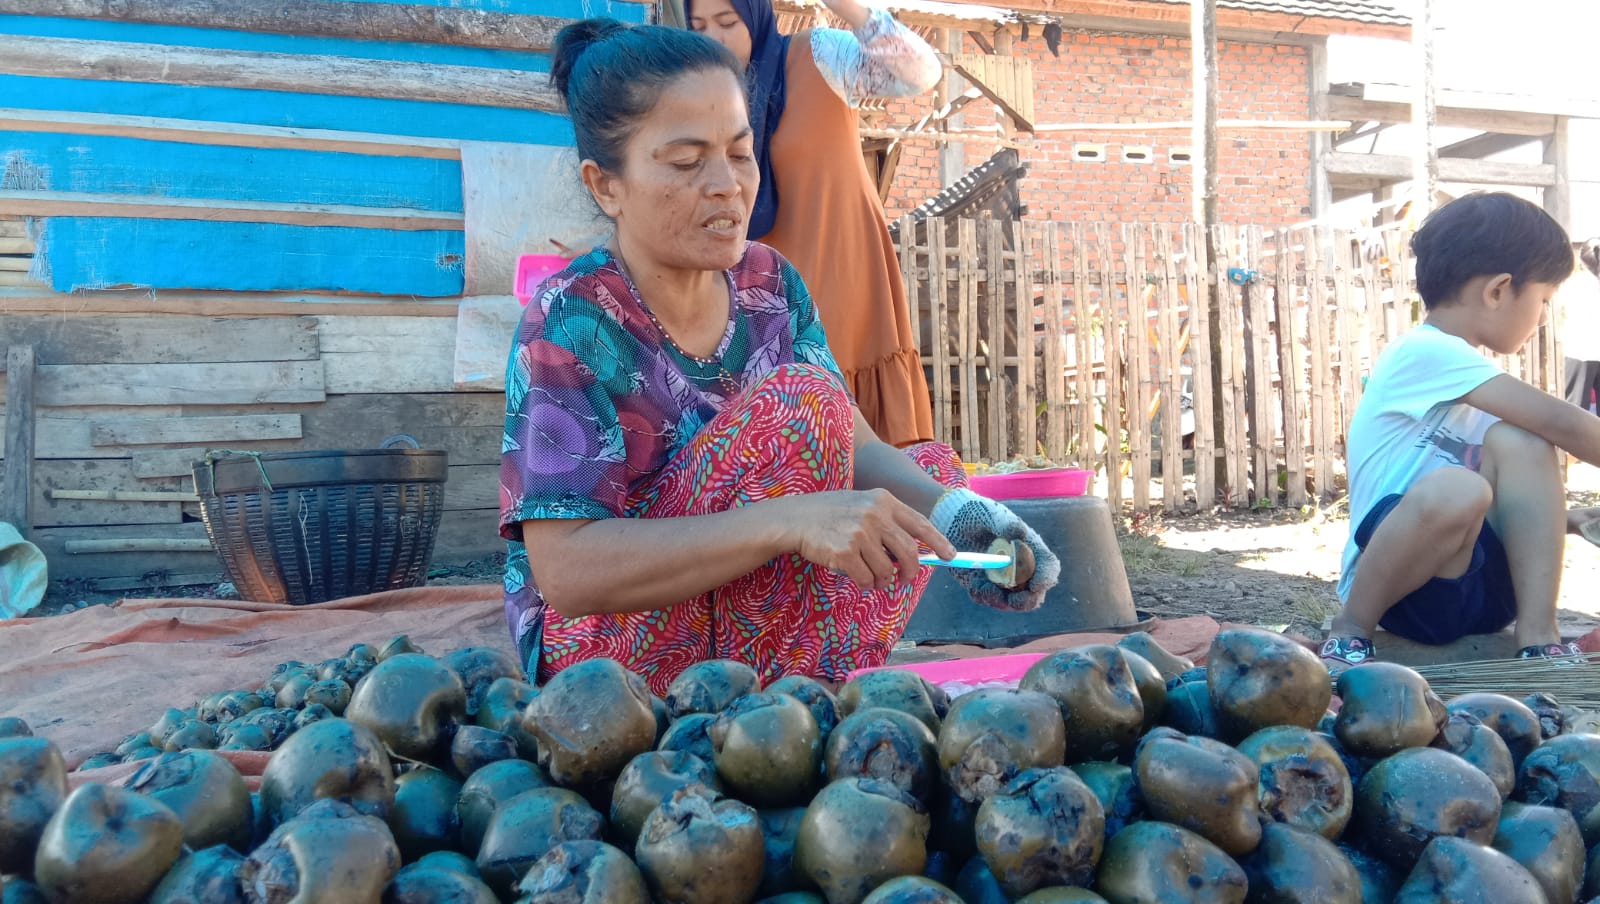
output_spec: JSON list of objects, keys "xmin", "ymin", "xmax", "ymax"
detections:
[
  {"xmin": 1410, "ymin": 192, "xmax": 1574, "ymax": 308},
  {"xmin": 550, "ymin": 19, "xmax": 745, "ymax": 175}
]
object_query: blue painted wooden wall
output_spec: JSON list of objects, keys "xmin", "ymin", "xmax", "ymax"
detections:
[{"xmin": 0, "ymin": 0, "xmax": 651, "ymax": 296}]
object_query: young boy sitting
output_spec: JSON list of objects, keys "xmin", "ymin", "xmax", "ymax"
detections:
[{"xmin": 1324, "ymin": 192, "xmax": 1600, "ymax": 671}]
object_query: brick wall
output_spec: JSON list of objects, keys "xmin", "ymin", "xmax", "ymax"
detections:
[{"xmin": 882, "ymin": 28, "xmax": 1313, "ymax": 228}]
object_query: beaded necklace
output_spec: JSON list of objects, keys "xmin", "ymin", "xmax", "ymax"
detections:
[{"xmin": 611, "ymin": 246, "xmax": 741, "ymax": 398}]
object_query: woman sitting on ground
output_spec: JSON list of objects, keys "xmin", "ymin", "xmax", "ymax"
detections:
[{"xmin": 500, "ymin": 18, "xmax": 1060, "ymax": 694}]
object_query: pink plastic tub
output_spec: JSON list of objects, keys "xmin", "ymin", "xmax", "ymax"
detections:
[
  {"xmin": 969, "ymin": 467, "xmax": 1093, "ymax": 500},
  {"xmin": 514, "ymin": 254, "xmax": 569, "ymax": 305},
  {"xmin": 848, "ymin": 653, "xmax": 1045, "ymax": 692}
]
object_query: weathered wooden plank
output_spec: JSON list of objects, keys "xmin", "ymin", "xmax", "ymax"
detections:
[
  {"xmin": 444, "ymin": 464, "xmax": 498, "ymax": 512},
  {"xmin": 1155, "ymin": 224, "xmax": 1183, "ymax": 512},
  {"xmin": 1274, "ymin": 233, "xmax": 1307, "ymax": 508},
  {"xmin": 1, "ymin": 406, "xmax": 183, "ymax": 460},
  {"xmin": 0, "ymin": 290, "xmax": 460, "ymax": 319},
  {"xmin": 0, "ymin": 107, "xmax": 460, "ymax": 160},
  {"xmin": 1307, "ymin": 229, "xmax": 1335, "ymax": 501},
  {"xmin": 317, "ymin": 316, "xmax": 459, "ymax": 394},
  {"xmin": 0, "ymin": 219, "xmax": 26, "ymax": 238},
  {"xmin": 1124, "ymin": 225, "xmax": 1151, "ymax": 512},
  {"xmin": 984, "ymin": 218, "xmax": 1008, "ymax": 461},
  {"xmin": 0, "ymin": 270, "xmax": 43, "ymax": 287},
  {"xmin": 3, "ymin": 345, "xmax": 35, "ymax": 535},
  {"xmin": 92, "ymin": 414, "xmax": 303, "ymax": 447},
  {"xmin": 28, "ymin": 521, "xmax": 217, "ymax": 580},
  {"xmin": 0, "ymin": 35, "xmax": 562, "ymax": 112},
  {"xmin": 33, "ymin": 459, "xmax": 185, "ymax": 527},
  {"xmin": 900, "ymin": 216, "xmax": 922, "ymax": 384},
  {"xmin": 1185, "ymin": 225, "xmax": 1215, "ymax": 509},
  {"xmin": 1247, "ymin": 227, "xmax": 1274, "ymax": 505},
  {"xmin": 2, "ymin": 190, "xmax": 464, "ymax": 231},
  {"xmin": 2, "ymin": 0, "xmax": 568, "ymax": 53},
  {"xmin": 1070, "ymin": 223, "xmax": 1094, "ymax": 471},
  {"xmin": 929, "ymin": 221, "xmax": 952, "ymax": 446},
  {"xmin": 431, "ymin": 507, "xmax": 505, "ymax": 565},
  {"xmin": 0, "ymin": 315, "xmax": 318, "ymax": 366},
  {"xmin": 957, "ymin": 219, "xmax": 980, "ymax": 461},
  {"xmin": 0, "ymin": 256, "xmax": 30, "ymax": 272},
  {"xmin": 1212, "ymin": 226, "xmax": 1248, "ymax": 508},
  {"xmin": 1097, "ymin": 225, "xmax": 1124, "ymax": 512},
  {"xmin": 460, "ymin": 142, "xmax": 606, "ymax": 296},
  {"xmin": 0, "ymin": 237, "xmax": 36, "ymax": 254},
  {"xmin": 1014, "ymin": 223, "xmax": 1037, "ymax": 459},
  {"xmin": 264, "ymin": 393, "xmax": 504, "ymax": 465},
  {"xmin": 1041, "ymin": 222, "xmax": 1067, "ymax": 463},
  {"xmin": 29, "ymin": 361, "xmax": 325, "ymax": 407}
]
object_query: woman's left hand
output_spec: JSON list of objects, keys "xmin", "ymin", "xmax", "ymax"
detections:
[{"xmin": 931, "ymin": 489, "xmax": 1061, "ymax": 611}]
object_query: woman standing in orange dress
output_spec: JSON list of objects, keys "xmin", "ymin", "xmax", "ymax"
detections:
[{"xmin": 687, "ymin": 0, "xmax": 941, "ymax": 447}]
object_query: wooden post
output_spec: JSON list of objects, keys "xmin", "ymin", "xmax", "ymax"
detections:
[
  {"xmin": 1191, "ymin": 0, "xmax": 1228, "ymax": 497},
  {"xmin": 1308, "ymin": 42, "xmax": 1334, "ymax": 223},
  {"xmin": 1098, "ymin": 225, "xmax": 1125, "ymax": 511},
  {"xmin": 939, "ymin": 28, "xmax": 967, "ymax": 189},
  {"xmin": 1412, "ymin": 0, "xmax": 1438, "ymax": 216},
  {"xmin": 3, "ymin": 345, "xmax": 36, "ymax": 538},
  {"xmin": 986, "ymin": 218, "xmax": 1010, "ymax": 460},
  {"xmin": 1545, "ymin": 115, "xmax": 1571, "ymax": 231}
]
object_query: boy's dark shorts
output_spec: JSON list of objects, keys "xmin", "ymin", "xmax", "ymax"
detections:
[{"xmin": 1353, "ymin": 492, "xmax": 1517, "ymax": 645}]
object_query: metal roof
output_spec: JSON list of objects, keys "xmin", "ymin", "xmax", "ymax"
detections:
[{"xmin": 1142, "ymin": 0, "xmax": 1408, "ymax": 27}]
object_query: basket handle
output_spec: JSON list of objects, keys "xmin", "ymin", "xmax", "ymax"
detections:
[{"xmin": 379, "ymin": 434, "xmax": 421, "ymax": 450}]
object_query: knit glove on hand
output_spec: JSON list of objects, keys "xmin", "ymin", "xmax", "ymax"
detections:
[{"xmin": 930, "ymin": 488, "xmax": 1061, "ymax": 611}]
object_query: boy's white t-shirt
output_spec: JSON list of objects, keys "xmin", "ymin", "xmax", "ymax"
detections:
[{"xmin": 1338, "ymin": 324, "xmax": 1504, "ymax": 601}]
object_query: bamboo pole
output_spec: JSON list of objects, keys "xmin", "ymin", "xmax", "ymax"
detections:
[
  {"xmin": 48, "ymin": 489, "xmax": 199, "ymax": 502},
  {"xmin": 958, "ymin": 219, "xmax": 981, "ymax": 461},
  {"xmin": 1098, "ymin": 224, "xmax": 1125, "ymax": 511},
  {"xmin": 65, "ymin": 539, "xmax": 213, "ymax": 554},
  {"xmin": 1071, "ymin": 223, "xmax": 1095, "ymax": 469},
  {"xmin": 1042, "ymin": 222, "xmax": 1068, "ymax": 462},
  {"xmin": 985, "ymin": 218, "xmax": 1010, "ymax": 460},
  {"xmin": 1015, "ymin": 222, "xmax": 1037, "ymax": 459},
  {"xmin": 1187, "ymin": 223, "xmax": 1217, "ymax": 509},
  {"xmin": 1125, "ymin": 225, "xmax": 1153, "ymax": 511},
  {"xmin": 930, "ymin": 221, "xmax": 953, "ymax": 446}
]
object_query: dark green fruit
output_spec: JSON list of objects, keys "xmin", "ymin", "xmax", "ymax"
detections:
[
  {"xmin": 1447, "ymin": 694, "xmax": 1543, "ymax": 770},
  {"xmin": 825, "ymin": 707, "xmax": 939, "ymax": 800},
  {"xmin": 709, "ymin": 693, "xmax": 821, "ymax": 807},
  {"xmin": 953, "ymin": 857, "xmax": 1010, "ymax": 904},
  {"xmin": 635, "ymin": 785, "xmax": 764, "ymax": 904},
  {"xmin": 1585, "ymin": 844, "xmax": 1600, "ymax": 901},
  {"xmin": 1135, "ymin": 728, "xmax": 1261, "ymax": 856},
  {"xmin": 1434, "ymin": 711, "xmax": 1516, "ymax": 799},
  {"xmin": 266, "ymin": 662, "xmax": 313, "ymax": 693},
  {"xmin": 1014, "ymin": 890, "xmax": 1109, "ymax": 903},
  {"xmin": 1160, "ymin": 679, "xmax": 1224, "ymax": 739},
  {"xmin": 345, "ymin": 653, "xmax": 467, "ymax": 761},
  {"xmin": 116, "ymin": 732, "xmax": 154, "ymax": 759},
  {"xmin": 756, "ymin": 895, "xmax": 826, "ymax": 904},
  {"xmin": 443, "ymin": 647, "xmax": 525, "ymax": 718},
  {"xmin": 1115, "ymin": 632, "xmax": 1194, "ymax": 681},
  {"xmin": 1236, "ymin": 726, "xmax": 1352, "ymax": 840},
  {"xmin": 796, "ymin": 778, "xmax": 930, "ymax": 904},
  {"xmin": 1019, "ymin": 645, "xmax": 1145, "ymax": 763},
  {"xmin": 1393, "ymin": 836, "xmax": 1545, "ymax": 903},
  {"xmin": 929, "ymin": 791, "xmax": 980, "ymax": 861},
  {"xmin": 1354, "ymin": 747, "xmax": 1502, "ymax": 869},
  {"xmin": 652, "ymin": 696, "xmax": 672, "ymax": 745},
  {"xmin": 522, "ymin": 658, "xmax": 657, "ymax": 787},
  {"xmin": 0, "ymin": 876, "xmax": 45, "ymax": 904},
  {"xmin": 758, "ymin": 807, "xmax": 807, "ymax": 897},
  {"xmin": 1334, "ymin": 663, "xmax": 1447, "ymax": 759},
  {"xmin": 159, "ymin": 719, "xmax": 215, "ymax": 752},
  {"xmin": 1068, "ymin": 762, "xmax": 1142, "ymax": 839},
  {"xmin": 766, "ymin": 675, "xmax": 843, "ymax": 738},
  {"xmin": 1207, "ymin": 628, "xmax": 1330, "ymax": 739},
  {"xmin": 475, "ymin": 788, "xmax": 604, "ymax": 897},
  {"xmin": 238, "ymin": 800, "xmax": 401, "ymax": 903},
  {"xmin": 1491, "ymin": 802, "xmax": 1583, "ymax": 904},
  {"xmin": 0, "ymin": 736, "xmax": 67, "ymax": 873},
  {"xmin": 147, "ymin": 844, "xmax": 246, "ymax": 904},
  {"xmin": 276, "ymin": 675, "xmax": 315, "ymax": 709},
  {"xmin": 0, "ymin": 718, "xmax": 31, "ymax": 739},
  {"xmin": 1094, "ymin": 821, "xmax": 1247, "ymax": 904},
  {"xmin": 1523, "ymin": 693, "xmax": 1564, "ymax": 740},
  {"xmin": 214, "ymin": 692, "xmax": 264, "ymax": 723},
  {"xmin": 1118, "ymin": 650, "xmax": 1167, "ymax": 732},
  {"xmin": 77, "ymin": 753, "xmax": 121, "ymax": 771},
  {"xmin": 839, "ymin": 670, "xmax": 943, "ymax": 734},
  {"xmin": 380, "ymin": 635, "xmax": 423, "ymax": 661},
  {"xmin": 1338, "ymin": 843, "xmax": 1401, "ymax": 904},
  {"xmin": 126, "ymin": 750, "xmax": 252, "ymax": 852},
  {"xmin": 302, "ymin": 679, "xmax": 352, "ymax": 715},
  {"xmin": 415, "ymin": 849, "xmax": 481, "ymax": 878},
  {"xmin": 1239, "ymin": 823, "xmax": 1360, "ymax": 904},
  {"xmin": 216, "ymin": 725, "xmax": 271, "ymax": 752},
  {"xmin": 1517, "ymin": 733, "xmax": 1600, "ymax": 846},
  {"xmin": 259, "ymin": 717, "xmax": 395, "ymax": 826},
  {"xmin": 386, "ymin": 863, "xmax": 499, "ymax": 904},
  {"xmin": 859, "ymin": 876, "xmax": 962, "ymax": 903},
  {"xmin": 663, "ymin": 659, "xmax": 762, "ymax": 717},
  {"xmin": 450, "ymin": 725, "xmax": 518, "ymax": 777},
  {"xmin": 476, "ymin": 677, "xmax": 541, "ymax": 761},
  {"xmin": 515, "ymin": 840, "xmax": 648, "ymax": 904},
  {"xmin": 149, "ymin": 708, "xmax": 191, "ymax": 747},
  {"xmin": 937, "ymin": 689, "xmax": 1066, "ymax": 803},
  {"xmin": 33, "ymin": 783, "xmax": 184, "ymax": 904},
  {"xmin": 657, "ymin": 712, "xmax": 717, "ymax": 764},
  {"xmin": 455, "ymin": 758, "xmax": 551, "ymax": 854},
  {"xmin": 610, "ymin": 751, "xmax": 721, "ymax": 850},
  {"xmin": 975, "ymin": 767, "xmax": 1104, "ymax": 897},
  {"xmin": 391, "ymin": 768, "xmax": 463, "ymax": 861}
]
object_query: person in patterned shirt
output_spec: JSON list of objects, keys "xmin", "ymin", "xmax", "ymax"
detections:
[{"xmin": 502, "ymin": 19, "xmax": 1059, "ymax": 694}]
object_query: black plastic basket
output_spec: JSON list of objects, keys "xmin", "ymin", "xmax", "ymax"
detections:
[{"xmin": 193, "ymin": 447, "xmax": 449, "ymax": 605}]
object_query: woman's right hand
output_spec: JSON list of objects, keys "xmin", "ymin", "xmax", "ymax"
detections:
[{"xmin": 781, "ymin": 489, "xmax": 957, "ymax": 592}]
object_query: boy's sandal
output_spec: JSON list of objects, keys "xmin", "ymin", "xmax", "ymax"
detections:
[
  {"xmin": 1516, "ymin": 642, "xmax": 1587, "ymax": 665},
  {"xmin": 1319, "ymin": 635, "xmax": 1375, "ymax": 674}
]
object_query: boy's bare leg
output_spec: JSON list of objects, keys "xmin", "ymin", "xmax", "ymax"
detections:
[
  {"xmin": 1331, "ymin": 466, "xmax": 1488, "ymax": 639},
  {"xmin": 1478, "ymin": 422, "xmax": 1565, "ymax": 648}
]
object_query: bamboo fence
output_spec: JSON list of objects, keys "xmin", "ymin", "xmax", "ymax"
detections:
[{"xmin": 897, "ymin": 215, "xmax": 1562, "ymax": 513}]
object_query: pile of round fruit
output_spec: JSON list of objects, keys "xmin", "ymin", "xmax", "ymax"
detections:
[{"xmin": 4, "ymin": 627, "xmax": 1600, "ymax": 903}]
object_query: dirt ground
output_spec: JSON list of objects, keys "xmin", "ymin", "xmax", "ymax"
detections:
[{"xmin": 34, "ymin": 465, "xmax": 1600, "ymax": 642}]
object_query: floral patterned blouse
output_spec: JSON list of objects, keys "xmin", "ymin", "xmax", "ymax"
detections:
[{"xmin": 498, "ymin": 243, "xmax": 846, "ymax": 660}]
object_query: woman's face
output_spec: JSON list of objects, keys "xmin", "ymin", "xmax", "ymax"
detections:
[
  {"xmin": 689, "ymin": 0, "xmax": 753, "ymax": 68},
  {"xmin": 585, "ymin": 68, "xmax": 758, "ymax": 274}
]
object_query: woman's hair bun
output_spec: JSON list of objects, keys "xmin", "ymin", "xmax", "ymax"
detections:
[{"xmin": 550, "ymin": 18, "xmax": 630, "ymax": 100}]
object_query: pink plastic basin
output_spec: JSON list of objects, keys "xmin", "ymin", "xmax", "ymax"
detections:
[
  {"xmin": 514, "ymin": 254, "xmax": 569, "ymax": 305},
  {"xmin": 848, "ymin": 652, "xmax": 1046, "ymax": 686},
  {"xmin": 969, "ymin": 467, "xmax": 1092, "ymax": 500}
]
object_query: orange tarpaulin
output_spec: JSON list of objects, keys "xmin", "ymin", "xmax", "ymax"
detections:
[{"xmin": 1, "ymin": 585, "xmax": 1227, "ymax": 782}]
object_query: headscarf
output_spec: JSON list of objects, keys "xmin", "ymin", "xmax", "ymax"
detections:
[{"xmin": 686, "ymin": 0, "xmax": 789, "ymax": 240}]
